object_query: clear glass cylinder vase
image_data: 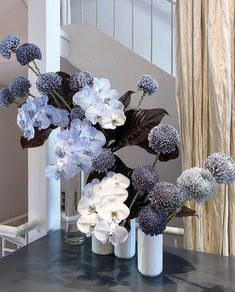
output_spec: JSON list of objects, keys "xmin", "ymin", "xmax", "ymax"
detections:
[
  {"xmin": 64, "ymin": 175, "xmax": 85, "ymax": 245},
  {"xmin": 114, "ymin": 219, "xmax": 136, "ymax": 259},
  {"xmin": 137, "ymin": 229, "xmax": 163, "ymax": 277}
]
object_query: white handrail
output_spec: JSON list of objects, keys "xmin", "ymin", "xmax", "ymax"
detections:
[{"xmin": 61, "ymin": 0, "xmax": 176, "ymax": 76}]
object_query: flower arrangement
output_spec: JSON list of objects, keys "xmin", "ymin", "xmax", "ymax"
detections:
[{"xmin": 1, "ymin": 35, "xmax": 235, "ymax": 247}]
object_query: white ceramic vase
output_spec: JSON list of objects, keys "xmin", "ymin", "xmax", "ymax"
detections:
[
  {"xmin": 114, "ymin": 219, "xmax": 136, "ymax": 259},
  {"xmin": 137, "ymin": 229, "xmax": 163, "ymax": 277},
  {"xmin": 91, "ymin": 236, "xmax": 114, "ymax": 255}
]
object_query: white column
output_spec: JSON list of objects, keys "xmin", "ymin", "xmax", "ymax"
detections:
[{"xmin": 28, "ymin": 0, "xmax": 61, "ymax": 242}]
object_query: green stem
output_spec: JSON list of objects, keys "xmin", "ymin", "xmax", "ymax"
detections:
[
  {"xmin": 27, "ymin": 64, "xmax": 39, "ymax": 76},
  {"xmin": 14, "ymin": 100, "xmax": 20, "ymax": 106},
  {"xmin": 137, "ymin": 93, "xmax": 145, "ymax": 109},
  {"xmin": 33, "ymin": 60, "xmax": 41, "ymax": 75},
  {"xmin": 53, "ymin": 90, "xmax": 71, "ymax": 111},
  {"xmin": 28, "ymin": 92, "xmax": 36, "ymax": 98},
  {"xmin": 51, "ymin": 93, "xmax": 62, "ymax": 108},
  {"xmin": 152, "ymin": 155, "xmax": 159, "ymax": 168}
]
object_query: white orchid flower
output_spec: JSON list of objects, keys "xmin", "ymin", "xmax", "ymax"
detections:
[
  {"xmin": 77, "ymin": 213, "xmax": 100, "ymax": 237},
  {"xmin": 73, "ymin": 86, "xmax": 102, "ymax": 111},
  {"xmin": 97, "ymin": 199, "xmax": 130, "ymax": 223},
  {"xmin": 100, "ymin": 109, "xmax": 126, "ymax": 129},
  {"xmin": 105, "ymin": 172, "xmax": 130, "ymax": 189},
  {"xmin": 94, "ymin": 220, "xmax": 128, "ymax": 245}
]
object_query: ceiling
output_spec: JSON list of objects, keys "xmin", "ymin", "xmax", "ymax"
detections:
[{"xmin": 0, "ymin": 0, "xmax": 28, "ymax": 86}]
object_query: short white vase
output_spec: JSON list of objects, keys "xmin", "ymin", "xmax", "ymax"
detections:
[
  {"xmin": 91, "ymin": 236, "xmax": 114, "ymax": 255},
  {"xmin": 137, "ymin": 229, "xmax": 163, "ymax": 277},
  {"xmin": 114, "ymin": 219, "xmax": 136, "ymax": 259}
]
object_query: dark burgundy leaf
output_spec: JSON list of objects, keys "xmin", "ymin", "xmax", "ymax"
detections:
[
  {"xmin": 158, "ymin": 147, "xmax": 180, "ymax": 161},
  {"xmin": 119, "ymin": 90, "xmax": 135, "ymax": 109},
  {"xmin": 20, "ymin": 127, "xmax": 53, "ymax": 149},
  {"xmin": 175, "ymin": 206, "xmax": 198, "ymax": 218},
  {"xmin": 109, "ymin": 108, "xmax": 168, "ymax": 151}
]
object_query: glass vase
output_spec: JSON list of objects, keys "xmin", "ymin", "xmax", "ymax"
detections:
[{"xmin": 64, "ymin": 175, "xmax": 85, "ymax": 245}]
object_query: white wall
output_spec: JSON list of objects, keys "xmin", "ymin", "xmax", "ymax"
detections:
[
  {"xmin": 70, "ymin": 0, "xmax": 175, "ymax": 75},
  {"xmin": 0, "ymin": 105, "xmax": 28, "ymax": 222}
]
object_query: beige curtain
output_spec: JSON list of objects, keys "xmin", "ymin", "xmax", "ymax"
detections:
[{"xmin": 176, "ymin": 0, "xmax": 235, "ymax": 256}]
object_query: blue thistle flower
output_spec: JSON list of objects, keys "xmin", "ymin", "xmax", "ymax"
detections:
[
  {"xmin": 16, "ymin": 43, "xmax": 42, "ymax": 65},
  {"xmin": 0, "ymin": 35, "xmax": 21, "ymax": 59},
  {"xmin": 139, "ymin": 205, "xmax": 167, "ymax": 236},
  {"xmin": 36, "ymin": 72, "xmax": 62, "ymax": 95},
  {"xmin": 83, "ymin": 71, "xmax": 94, "ymax": 86},
  {"xmin": 92, "ymin": 149, "xmax": 116, "ymax": 173},
  {"xmin": 137, "ymin": 74, "xmax": 159, "ymax": 96},
  {"xmin": 9, "ymin": 76, "xmax": 31, "ymax": 98},
  {"xmin": 131, "ymin": 165, "xmax": 159, "ymax": 193},
  {"xmin": 177, "ymin": 167, "xmax": 217, "ymax": 203},
  {"xmin": 0, "ymin": 88, "xmax": 15, "ymax": 108},
  {"xmin": 205, "ymin": 152, "xmax": 235, "ymax": 184},
  {"xmin": 148, "ymin": 182, "xmax": 184, "ymax": 213},
  {"xmin": 70, "ymin": 72, "xmax": 87, "ymax": 91},
  {"xmin": 148, "ymin": 124, "xmax": 180, "ymax": 155},
  {"xmin": 70, "ymin": 105, "xmax": 85, "ymax": 120}
]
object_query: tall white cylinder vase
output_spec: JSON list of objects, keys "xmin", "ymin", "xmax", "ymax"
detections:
[
  {"xmin": 137, "ymin": 229, "xmax": 163, "ymax": 277},
  {"xmin": 114, "ymin": 219, "xmax": 136, "ymax": 259},
  {"xmin": 92, "ymin": 236, "xmax": 114, "ymax": 255}
]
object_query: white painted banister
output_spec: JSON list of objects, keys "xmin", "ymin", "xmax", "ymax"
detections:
[{"xmin": 61, "ymin": 0, "xmax": 176, "ymax": 75}]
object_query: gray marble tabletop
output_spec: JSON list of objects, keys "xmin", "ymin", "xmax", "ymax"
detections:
[{"xmin": 0, "ymin": 229, "xmax": 234, "ymax": 292}]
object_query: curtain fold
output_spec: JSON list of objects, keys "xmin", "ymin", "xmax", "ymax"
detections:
[{"xmin": 176, "ymin": 0, "xmax": 235, "ymax": 255}]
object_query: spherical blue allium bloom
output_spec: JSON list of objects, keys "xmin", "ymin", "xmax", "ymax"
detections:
[
  {"xmin": 177, "ymin": 167, "xmax": 217, "ymax": 203},
  {"xmin": 0, "ymin": 35, "xmax": 21, "ymax": 59},
  {"xmin": 138, "ymin": 205, "xmax": 167, "ymax": 236},
  {"xmin": 84, "ymin": 71, "xmax": 94, "ymax": 86},
  {"xmin": 148, "ymin": 124, "xmax": 180, "ymax": 155},
  {"xmin": 36, "ymin": 72, "xmax": 62, "ymax": 95},
  {"xmin": 205, "ymin": 152, "xmax": 235, "ymax": 184},
  {"xmin": 0, "ymin": 88, "xmax": 15, "ymax": 108},
  {"xmin": 131, "ymin": 165, "xmax": 159, "ymax": 193},
  {"xmin": 70, "ymin": 105, "xmax": 85, "ymax": 120},
  {"xmin": 70, "ymin": 72, "xmax": 87, "ymax": 91},
  {"xmin": 92, "ymin": 148, "xmax": 116, "ymax": 173},
  {"xmin": 16, "ymin": 43, "xmax": 42, "ymax": 65},
  {"xmin": 9, "ymin": 76, "xmax": 31, "ymax": 98},
  {"xmin": 148, "ymin": 182, "xmax": 184, "ymax": 213},
  {"xmin": 137, "ymin": 74, "xmax": 159, "ymax": 96}
]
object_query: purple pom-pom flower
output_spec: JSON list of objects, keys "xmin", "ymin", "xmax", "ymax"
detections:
[
  {"xmin": 70, "ymin": 72, "xmax": 87, "ymax": 91},
  {"xmin": 148, "ymin": 182, "xmax": 184, "ymax": 213},
  {"xmin": 177, "ymin": 167, "xmax": 217, "ymax": 203},
  {"xmin": 70, "ymin": 105, "xmax": 85, "ymax": 120},
  {"xmin": 131, "ymin": 165, "xmax": 159, "ymax": 193},
  {"xmin": 0, "ymin": 35, "xmax": 20, "ymax": 59},
  {"xmin": 148, "ymin": 124, "xmax": 180, "ymax": 155},
  {"xmin": 0, "ymin": 88, "xmax": 15, "ymax": 108},
  {"xmin": 137, "ymin": 74, "xmax": 159, "ymax": 96},
  {"xmin": 138, "ymin": 205, "xmax": 167, "ymax": 236},
  {"xmin": 36, "ymin": 72, "xmax": 62, "ymax": 95},
  {"xmin": 205, "ymin": 152, "xmax": 235, "ymax": 184},
  {"xmin": 9, "ymin": 76, "xmax": 31, "ymax": 98},
  {"xmin": 16, "ymin": 43, "xmax": 42, "ymax": 65},
  {"xmin": 92, "ymin": 148, "xmax": 116, "ymax": 173}
]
